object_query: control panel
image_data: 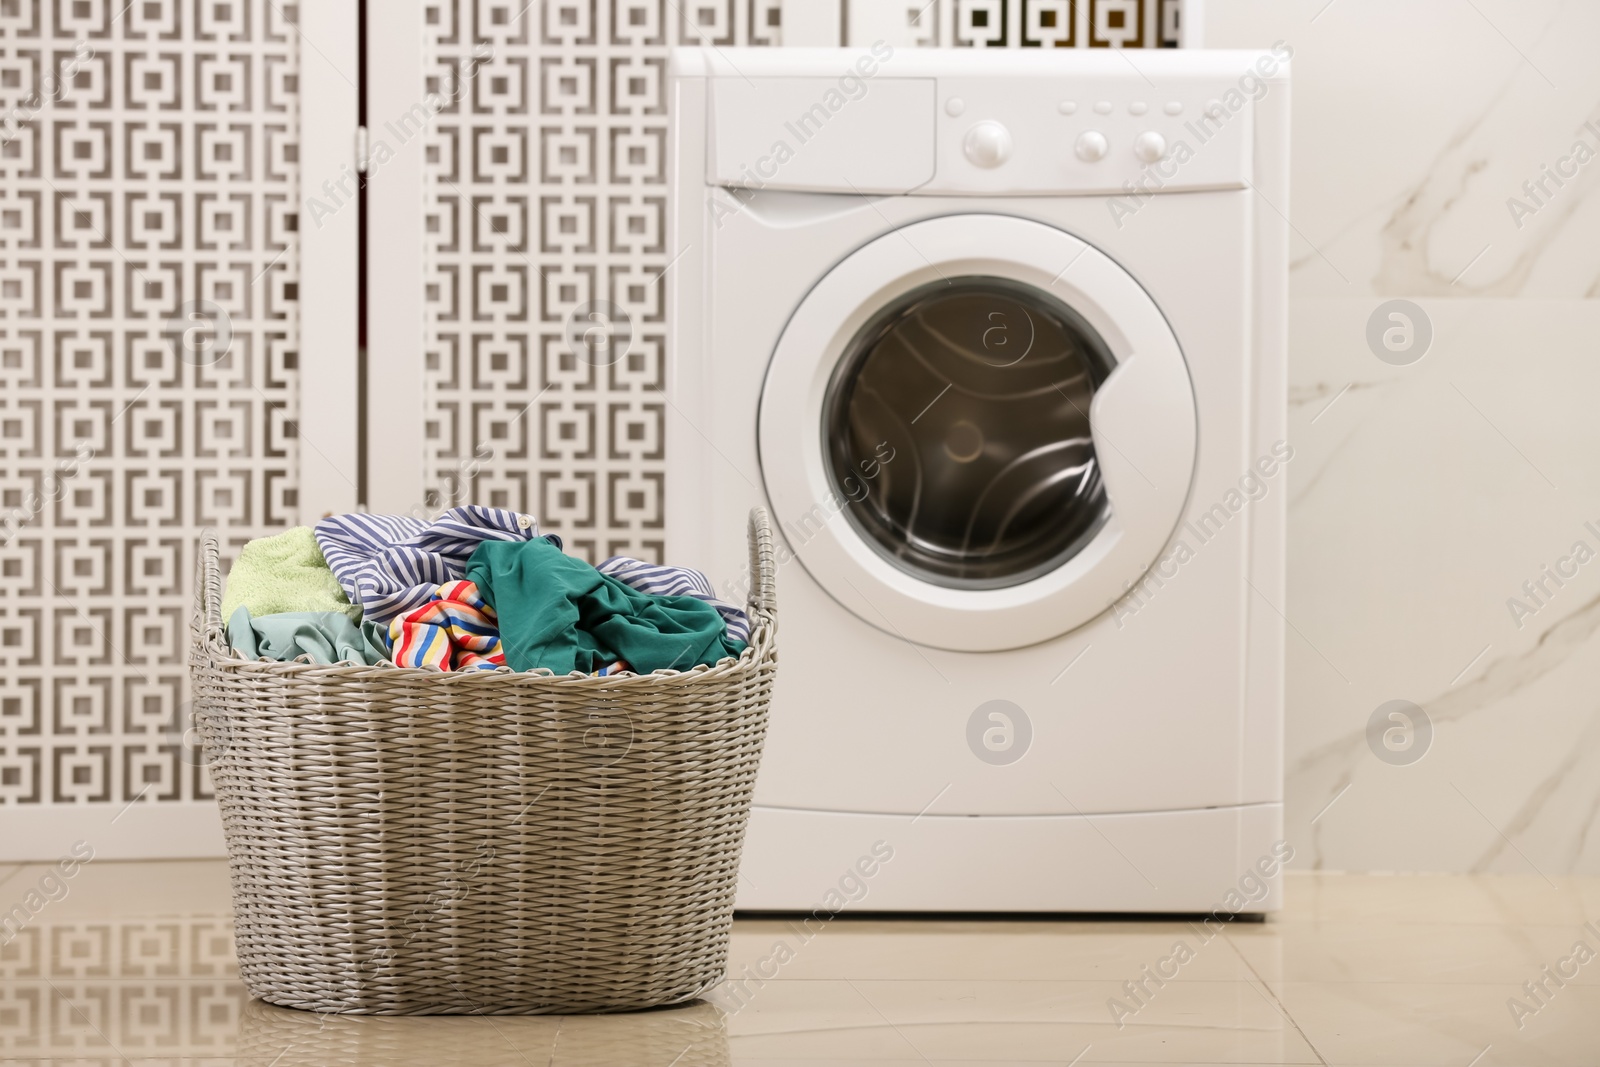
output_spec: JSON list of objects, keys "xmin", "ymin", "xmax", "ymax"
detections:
[
  {"xmin": 924, "ymin": 76, "xmax": 1254, "ymax": 196},
  {"xmin": 700, "ymin": 55, "xmax": 1270, "ymax": 198}
]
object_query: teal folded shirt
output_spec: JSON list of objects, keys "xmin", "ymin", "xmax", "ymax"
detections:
[
  {"xmin": 465, "ymin": 539, "xmax": 746, "ymax": 674},
  {"xmin": 227, "ymin": 606, "xmax": 390, "ymax": 666}
]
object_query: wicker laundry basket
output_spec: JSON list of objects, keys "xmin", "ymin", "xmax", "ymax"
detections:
[{"xmin": 189, "ymin": 508, "xmax": 777, "ymax": 1015}]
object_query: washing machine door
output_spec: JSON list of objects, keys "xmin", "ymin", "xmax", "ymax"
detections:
[{"xmin": 758, "ymin": 214, "xmax": 1196, "ymax": 651}]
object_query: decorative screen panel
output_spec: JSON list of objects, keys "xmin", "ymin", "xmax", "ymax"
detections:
[
  {"xmin": 0, "ymin": 0, "xmax": 299, "ymax": 811},
  {"xmin": 417, "ymin": 0, "xmax": 1179, "ymax": 568},
  {"xmin": 847, "ymin": 0, "xmax": 1182, "ymax": 50},
  {"xmin": 418, "ymin": 0, "xmax": 679, "ymax": 564}
]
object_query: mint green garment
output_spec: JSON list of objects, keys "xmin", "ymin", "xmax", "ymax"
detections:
[
  {"xmin": 222, "ymin": 526, "xmax": 360, "ymax": 622},
  {"xmin": 226, "ymin": 606, "xmax": 391, "ymax": 666},
  {"xmin": 464, "ymin": 538, "xmax": 746, "ymax": 674}
]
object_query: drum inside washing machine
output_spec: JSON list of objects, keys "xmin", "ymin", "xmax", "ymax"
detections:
[
  {"xmin": 755, "ymin": 213, "xmax": 1197, "ymax": 651},
  {"xmin": 823, "ymin": 276, "xmax": 1116, "ymax": 591}
]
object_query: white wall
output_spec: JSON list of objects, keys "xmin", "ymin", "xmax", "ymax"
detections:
[{"xmin": 1208, "ymin": 0, "xmax": 1600, "ymax": 873}]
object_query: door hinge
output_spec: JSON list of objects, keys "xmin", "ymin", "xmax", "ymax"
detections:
[{"xmin": 355, "ymin": 125, "xmax": 370, "ymax": 173}]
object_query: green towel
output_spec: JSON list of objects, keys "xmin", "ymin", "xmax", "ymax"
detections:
[
  {"xmin": 221, "ymin": 527, "xmax": 359, "ymax": 622},
  {"xmin": 465, "ymin": 538, "xmax": 746, "ymax": 675},
  {"xmin": 227, "ymin": 606, "xmax": 390, "ymax": 666}
]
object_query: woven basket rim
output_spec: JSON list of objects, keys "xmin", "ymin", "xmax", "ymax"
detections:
[{"xmin": 194, "ymin": 507, "xmax": 777, "ymax": 688}]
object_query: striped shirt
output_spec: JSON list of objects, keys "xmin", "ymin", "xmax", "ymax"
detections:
[
  {"xmin": 315, "ymin": 506, "xmax": 556, "ymax": 625},
  {"xmin": 597, "ymin": 556, "xmax": 751, "ymax": 645}
]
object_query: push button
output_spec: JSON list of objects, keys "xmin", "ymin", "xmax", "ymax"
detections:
[
  {"xmin": 963, "ymin": 120, "xmax": 1013, "ymax": 168},
  {"xmin": 1074, "ymin": 130, "xmax": 1108, "ymax": 162},
  {"xmin": 1133, "ymin": 131, "xmax": 1167, "ymax": 163}
]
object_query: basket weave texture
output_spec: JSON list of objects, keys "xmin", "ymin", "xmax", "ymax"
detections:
[{"xmin": 189, "ymin": 508, "xmax": 778, "ymax": 1014}]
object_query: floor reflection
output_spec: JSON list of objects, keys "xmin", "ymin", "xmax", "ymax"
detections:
[
  {"xmin": 9, "ymin": 873, "xmax": 1598, "ymax": 1066},
  {"xmin": 238, "ymin": 998, "xmax": 731, "ymax": 1067},
  {"xmin": 1, "ymin": 917, "xmax": 730, "ymax": 1064}
]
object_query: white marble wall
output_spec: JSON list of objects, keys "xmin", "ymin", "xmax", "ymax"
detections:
[{"xmin": 1207, "ymin": 0, "xmax": 1600, "ymax": 873}]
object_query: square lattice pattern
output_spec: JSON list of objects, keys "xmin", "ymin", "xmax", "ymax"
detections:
[
  {"xmin": 0, "ymin": 0, "xmax": 299, "ymax": 808},
  {"xmin": 890, "ymin": 0, "xmax": 1181, "ymax": 47}
]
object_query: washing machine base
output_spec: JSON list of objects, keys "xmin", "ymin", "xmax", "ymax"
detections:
[{"xmin": 734, "ymin": 803, "xmax": 1286, "ymax": 914}]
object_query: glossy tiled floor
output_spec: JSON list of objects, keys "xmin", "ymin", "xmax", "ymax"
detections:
[{"xmin": 1, "ymin": 861, "xmax": 1597, "ymax": 1065}]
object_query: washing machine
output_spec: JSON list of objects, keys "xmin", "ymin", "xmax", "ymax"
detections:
[{"xmin": 666, "ymin": 46, "xmax": 1290, "ymax": 912}]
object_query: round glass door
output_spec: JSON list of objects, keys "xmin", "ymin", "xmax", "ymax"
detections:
[{"xmin": 823, "ymin": 276, "xmax": 1115, "ymax": 589}]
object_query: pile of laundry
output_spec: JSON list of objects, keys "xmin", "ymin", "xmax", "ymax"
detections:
[{"xmin": 221, "ymin": 506, "xmax": 749, "ymax": 675}]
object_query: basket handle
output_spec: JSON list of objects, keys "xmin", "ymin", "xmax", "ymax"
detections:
[
  {"xmin": 194, "ymin": 530, "xmax": 226, "ymax": 651},
  {"xmin": 746, "ymin": 506, "xmax": 777, "ymax": 621}
]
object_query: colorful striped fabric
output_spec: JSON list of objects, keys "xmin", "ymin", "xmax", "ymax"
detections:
[
  {"xmin": 315, "ymin": 506, "xmax": 557, "ymax": 625},
  {"xmin": 595, "ymin": 556, "xmax": 750, "ymax": 644},
  {"xmin": 388, "ymin": 580, "xmax": 506, "ymax": 671}
]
